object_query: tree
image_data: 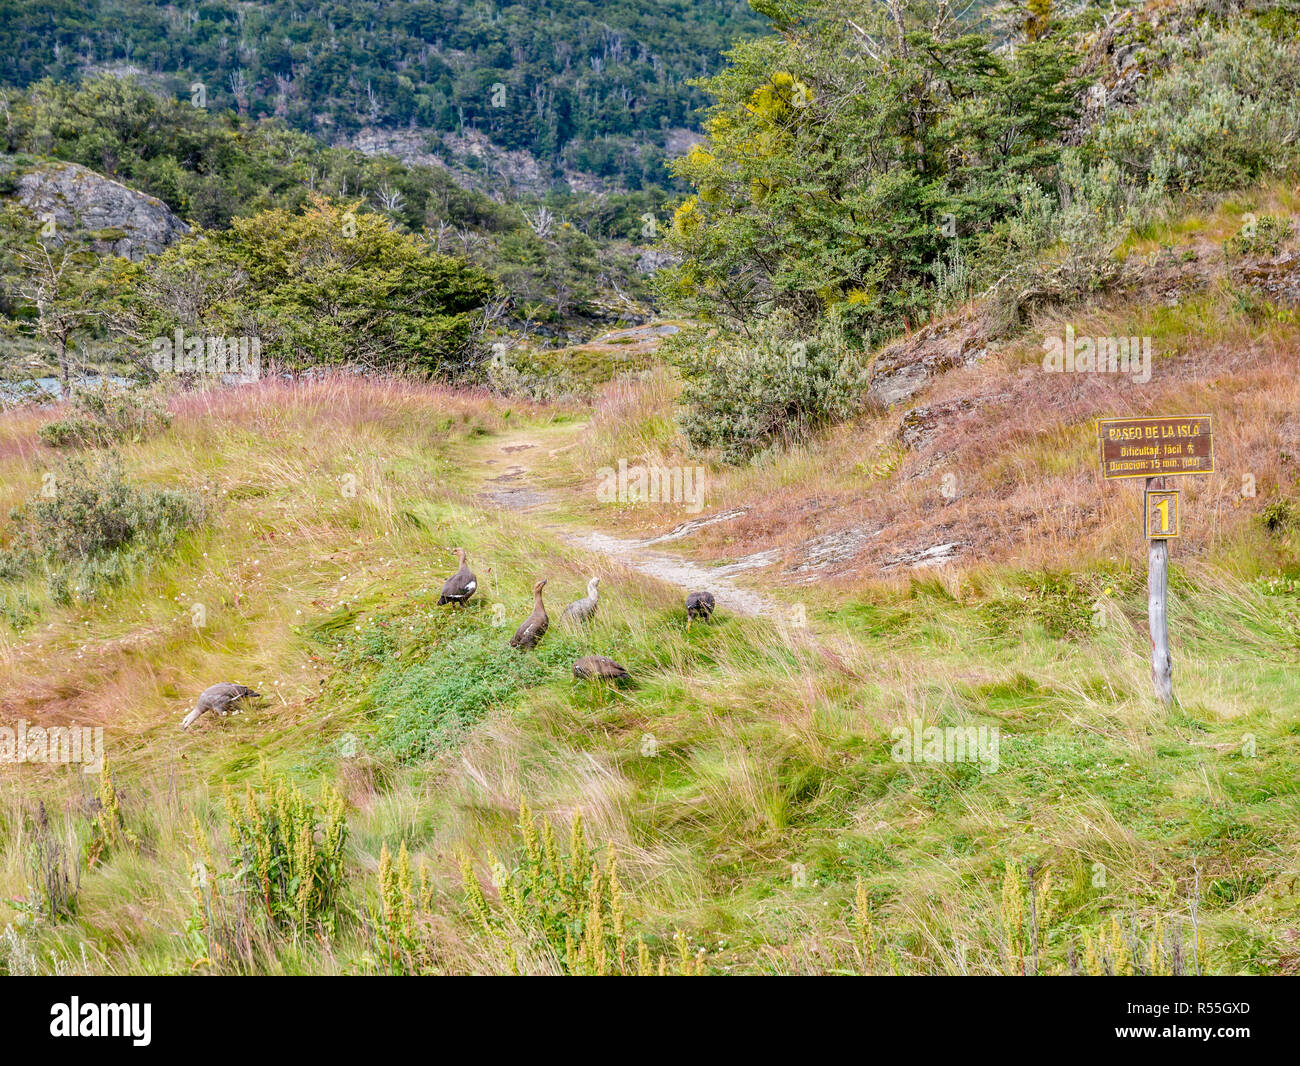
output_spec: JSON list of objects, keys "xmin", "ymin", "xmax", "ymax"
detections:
[
  {"xmin": 661, "ymin": 0, "xmax": 1083, "ymax": 345},
  {"xmin": 113, "ymin": 196, "xmax": 499, "ymax": 377},
  {"xmin": 0, "ymin": 205, "xmax": 99, "ymax": 389}
]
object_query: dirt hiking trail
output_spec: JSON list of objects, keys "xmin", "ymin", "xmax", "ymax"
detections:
[{"xmin": 466, "ymin": 425, "xmax": 783, "ymax": 619}]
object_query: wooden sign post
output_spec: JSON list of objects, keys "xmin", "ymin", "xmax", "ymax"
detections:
[
  {"xmin": 1098, "ymin": 416, "xmax": 1214, "ymax": 706},
  {"xmin": 1145, "ymin": 477, "xmax": 1174, "ymax": 705}
]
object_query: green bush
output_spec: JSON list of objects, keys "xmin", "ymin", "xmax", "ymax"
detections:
[
  {"xmin": 2, "ymin": 455, "xmax": 207, "ymax": 599},
  {"xmin": 668, "ymin": 312, "xmax": 870, "ymax": 462},
  {"xmin": 0, "ymin": 589, "xmax": 38, "ymax": 631},
  {"xmin": 1228, "ymin": 214, "xmax": 1294, "ymax": 257},
  {"xmin": 1260, "ymin": 496, "xmax": 1297, "ymax": 534},
  {"xmin": 38, "ymin": 387, "xmax": 171, "ymax": 449},
  {"xmin": 223, "ymin": 776, "xmax": 349, "ymax": 935},
  {"xmin": 1085, "ymin": 21, "xmax": 1300, "ymax": 196},
  {"xmin": 460, "ymin": 800, "xmax": 704, "ymax": 975},
  {"xmin": 8, "ymin": 455, "xmax": 204, "ymax": 563}
]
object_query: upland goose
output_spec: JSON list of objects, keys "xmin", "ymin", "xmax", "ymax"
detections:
[
  {"xmin": 509, "ymin": 579, "xmax": 549, "ymax": 649},
  {"xmin": 562, "ymin": 577, "xmax": 600, "ymax": 623},
  {"xmin": 181, "ymin": 683, "xmax": 261, "ymax": 730},
  {"xmin": 438, "ymin": 548, "xmax": 477, "ymax": 605},
  {"xmin": 685, "ymin": 590, "xmax": 716, "ymax": 629},
  {"xmin": 573, "ymin": 655, "xmax": 629, "ymax": 681}
]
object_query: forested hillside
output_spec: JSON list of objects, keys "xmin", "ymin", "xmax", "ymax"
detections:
[{"xmin": 0, "ymin": 0, "xmax": 764, "ymax": 188}]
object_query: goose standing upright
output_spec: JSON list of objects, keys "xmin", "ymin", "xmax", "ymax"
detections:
[
  {"xmin": 181, "ymin": 683, "xmax": 261, "ymax": 730},
  {"xmin": 685, "ymin": 590, "xmax": 715, "ymax": 629},
  {"xmin": 509, "ymin": 579, "xmax": 549, "ymax": 649},
  {"xmin": 562, "ymin": 577, "xmax": 600, "ymax": 624},
  {"xmin": 438, "ymin": 548, "xmax": 477, "ymax": 605}
]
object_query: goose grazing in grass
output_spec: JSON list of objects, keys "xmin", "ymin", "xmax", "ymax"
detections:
[
  {"xmin": 181, "ymin": 683, "xmax": 260, "ymax": 730},
  {"xmin": 509, "ymin": 579, "xmax": 549, "ymax": 649},
  {"xmin": 685, "ymin": 590, "xmax": 715, "ymax": 629},
  {"xmin": 437, "ymin": 548, "xmax": 477, "ymax": 605},
  {"xmin": 562, "ymin": 577, "xmax": 600, "ymax": 624},
  {"xmin": 573, "ymin": 655, "xmax": 629, "ymax": 682}
]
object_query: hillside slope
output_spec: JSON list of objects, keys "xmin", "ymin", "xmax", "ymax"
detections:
[{"xmin": 1, "ymin": 188, "xmax": 1298, "ymax": 972}]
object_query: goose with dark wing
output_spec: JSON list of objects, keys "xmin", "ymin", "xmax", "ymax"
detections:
[
  {"xmin": 438, "ymin": 548, "xmax": 477, "ymax": 605},
  {"xmin": 685, "ymin": 590, "xmax": 715, "ymax": 629},
  {"xmin": 509, "ymin": 579, "xmax": 549, "ymax": 649},
  {"xmin": 573, "ymin": 655, "xmax": 629, "ymax": 681}
]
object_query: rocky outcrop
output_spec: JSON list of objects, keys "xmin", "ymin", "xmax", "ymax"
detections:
[
  {"xmin": 868, "ymin": 317, "xmax": 990, "ymax": 407},
  {"xmin": 1234, "ymin": 251, "xmax": 1300, "ymax": 308},
  {"xmin": 897, "ymin": 398, "xmax": 976, "ymax": 451},
  {"xmin": 635, "ymin": 248, "xmax": 680, "ymax": 275},
  {"xmin": 1064, "ymin": 10, "xmax": 1146, "ymax": 146},
  {"xmin": 8, "ymin": 159, "xmax": 188, "ymax": 259},
  {"xmin": 347, "ymin": 126, "xmax": 446, "ymax": 172},
  {"xmin": 348, "ymin": 126, "xmax": 558, "ymax": 198}
]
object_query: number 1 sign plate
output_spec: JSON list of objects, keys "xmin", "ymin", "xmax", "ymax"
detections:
[{"xmin": 1146, "ymin": 489, "xmax": 1181, "ymax": 539}]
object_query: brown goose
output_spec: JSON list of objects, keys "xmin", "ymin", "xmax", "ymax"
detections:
[
  {"xmin": 685, "ymin": 590, "xmax": 715, "ymax": 629},
  {"xmin": 438, "ymin": 548, "xmax": 477, "ymax": 605},
  {"xmin": 561, "ymin": 577, "xmax": 600, "ymax": 624},
  {"xmin": 573, "ymin": 655, "xmax": 629, "ymax": 681},
  {"xmin": 509, "ymin": 579, "xmax": 549, "ymax": 649},
  {"xmin": 181, "ymin": 683, "xmax": 260, "ymax": 730}
]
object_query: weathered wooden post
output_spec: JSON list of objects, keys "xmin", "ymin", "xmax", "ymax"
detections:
[
  {"xmin": 1146, "ymin": 476, "xmax": 1173, "ymax": 706},
  {"xmin": 1099, "ymin": 416, "xmax": 1213, "ymax": 706}
]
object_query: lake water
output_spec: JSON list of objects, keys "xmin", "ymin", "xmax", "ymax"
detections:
[{"xmin": 0, "ymin": 374, "xmax": 134, "ymax": 404}]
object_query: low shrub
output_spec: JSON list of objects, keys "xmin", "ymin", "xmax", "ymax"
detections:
[
  {"xmin": 38, "ymin": 386, "xmax": 171, "ymax": 449},
  {"xmin": 1228, "ymin": 214, "xmax": 1294, "ymax": 258},
  {"xmin": 668, "ymin": 311, "xmax": 870, "ymax": 463},
  {"xmin": 458, "ymin": 800, "xmax": 704, "ymax": 975},
  {"xmin": 1260, "ymin": 496, "xmax": 1297, "ymax": 534},
  {"xmin": 223, "ymin": 775, "xmax": 349, "ymax": 935},
  {"xmin": 2, "ymin": 455, "xmax": 207, "ymax": 599},
  {"xmin": 1084, "ymin": 21, "xmax": 1300, "ymax": 196}
]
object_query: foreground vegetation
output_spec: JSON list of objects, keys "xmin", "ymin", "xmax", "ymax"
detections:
[{"xmin": 0, "ymin": 360, "xmax": 1295, "ymax": 974}]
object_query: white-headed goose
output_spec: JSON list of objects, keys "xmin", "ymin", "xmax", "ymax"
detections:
[{"xmin": 562, "ymin": 577, "xmax": 600, "ymax": 623}]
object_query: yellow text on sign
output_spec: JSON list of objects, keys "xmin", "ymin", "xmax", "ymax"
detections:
[{"xmin": 1145, "ymin": 489, "xmax": 1181, "ymax": 539}]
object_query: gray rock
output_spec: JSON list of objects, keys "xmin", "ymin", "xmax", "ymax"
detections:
[
  {"xmin": 881, "ymin": 541, "xmax": 963, "ymax": 571},
  {"xmin": 868, "ymin": 318, "xmax": 988, "ymax": 407},
  {"xmin": 1234, "ymin": 251, "xmax": 1300, "ymax": 308},
  {"xmin": 897, "ymin": 398, "xmax": 976, "ymax": 451},
  {"xmin": 10, "ymin": 159, "xmax": 188, "ymax": 259}
]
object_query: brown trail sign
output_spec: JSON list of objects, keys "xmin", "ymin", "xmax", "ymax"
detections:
[
  {"xmin": 1099, "ymin": 415, "xmax": 1213, "ymax": 480},
  {"xmin": 1097, "ymin": 416, "xmax": 1214, "ymax": 706}
]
